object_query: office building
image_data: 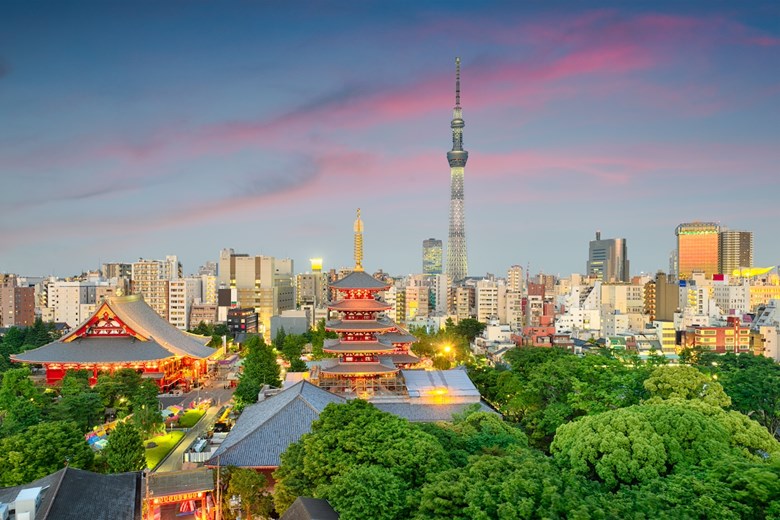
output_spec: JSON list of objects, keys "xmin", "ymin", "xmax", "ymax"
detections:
[
  {"xmin": 676, "ymin": 222, "xmax": 720, "ymax": 279},
  {"xmin": 586, "ymin": 231, "xmax": 629, "ymax": 282},
  {"xmin": 719, "ymin": 230, "xmax": 753, "ymax": 275}
]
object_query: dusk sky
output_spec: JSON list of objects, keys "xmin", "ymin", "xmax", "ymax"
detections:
[{"xmin": 2, "ymin": 2, "xmax": 779, "ymax": 279}]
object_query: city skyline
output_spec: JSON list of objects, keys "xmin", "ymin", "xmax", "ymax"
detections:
[{"xmin": 2, "ymin": 2, "xmax": 779, "ymax": 277}]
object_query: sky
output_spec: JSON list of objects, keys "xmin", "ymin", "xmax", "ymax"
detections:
[{"xmin": 1, "ymin": 1, "xmax": 779, "ymax": 279}]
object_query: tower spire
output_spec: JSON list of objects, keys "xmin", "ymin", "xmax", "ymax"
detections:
[
  {"xmin": 446, "ymin": 57, "xmax": 469, "ymax": 283},
  {"xmin": 455, "ymin": 56, "xmax": 461, "ymax": 108},
  {"xmin": 353, "ymin": 208, "xmax": 364, "ymax": 272}
]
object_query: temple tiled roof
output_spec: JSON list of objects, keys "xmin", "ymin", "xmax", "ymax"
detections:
[
  {"xmin": 206, "ymin": 381, "xmax": 344, "ymax": 468},
  {"xmin": 320, "ymin": 360, "xmax": 398, "ymax": 375},
  {"xmin": 323, "ymin": 339, "xmax": 395, "ymax": 354},
  {"xmin": 281, "ymin": 497, "xmax": 340, "ymax": 520},
  {"xmin": 106, "ymin": 295, "xmax": 215, "ymax": 359},
  {"xmin": 378, "ymin": 331, "xmax": 417, "ymax": 344},
  {"xmin": 14, "ymin": 294, "xmax": 216, "ymax": 365},
  {"xmin": 147, "ymin": 469, "xmax": 213, "ymax": 498},
  {"xmin": 0, "ymin": 467, "xmax": 141, "ymax": 520},
  {"xmin": 327, "ymin": 299, "xmax": 391, "ymax": 311},
  {"xmin": 329, "ymin": 271, "xmax": 390, "ymax": 290},
  {"xmin": 385, "ymin": 352, "xmax": 421, "ymax": 365},
  {"xmin": 11, "ymin": 337, "xmax": 173, "ymax": 364},
  {"xmin": 325, "ymin": 319, "xmax": 395, "ymax": 332}
]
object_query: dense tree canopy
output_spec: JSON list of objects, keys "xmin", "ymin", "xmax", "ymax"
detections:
[{"xmin": 0, "ymin": 421, "xmax": 94, "ymax": 486}]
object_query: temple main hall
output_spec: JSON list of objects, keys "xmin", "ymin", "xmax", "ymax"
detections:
[{"xmin": 12, "ymin": 293, "xmax": 217, "ymax": 391}]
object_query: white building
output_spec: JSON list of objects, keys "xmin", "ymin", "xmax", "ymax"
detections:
[{"xmin": 168, "ymin": 277, "xmax": 203, "ymax": 330}]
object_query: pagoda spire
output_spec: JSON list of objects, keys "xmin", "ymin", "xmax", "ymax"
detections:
[{"xmin": 353, "ymin": 208, "xmax": 364, "ymax": 271}]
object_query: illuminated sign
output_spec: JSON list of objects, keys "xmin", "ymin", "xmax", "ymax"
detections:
[{"xmin": 153, "ymin": 491, "xmax": 205, "ymax": 504}]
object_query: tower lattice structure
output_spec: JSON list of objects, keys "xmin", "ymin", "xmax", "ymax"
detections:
[{"xmin": 446, "ymin": 57, "xmax": 469, "ymax": 283}]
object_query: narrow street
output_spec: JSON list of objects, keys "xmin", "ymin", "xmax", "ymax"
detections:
[{"xmin": 153, "ymin": 382, "xmax": 235, "ymax": 473}]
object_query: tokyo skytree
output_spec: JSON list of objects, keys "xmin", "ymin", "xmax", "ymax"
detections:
[{"xmin": 446, "ymin": 57, "xmax": 469, "ymax": 283}]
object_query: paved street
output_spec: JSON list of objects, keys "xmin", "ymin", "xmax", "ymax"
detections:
[
  {"xmin": 153, "ymin": 404, "xmax": 221, "ymax": 473},
  {"xmin": 153, "ymin": 380, "xmax": 235, "ymax": 473}
]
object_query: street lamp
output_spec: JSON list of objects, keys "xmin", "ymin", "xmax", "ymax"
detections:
[{"xmin": 442, "ymin": 344, "xmax": 453, "ymax": 367}]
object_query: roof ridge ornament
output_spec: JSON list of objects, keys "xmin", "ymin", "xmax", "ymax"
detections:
[{"xmin": 353, "ymin": 208, "xmax": 364, "ymax": 272}]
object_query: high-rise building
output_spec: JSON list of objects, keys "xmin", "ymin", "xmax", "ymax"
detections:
[
  {"xmin": 586, "ymin": 231, "xmax": 629, "ymax": 282},
  {"xmin": 507, "ymin": 265, "xmax": 524, "ymax": 294},
  {"xmin": 0, "ymin": 275, "xmax": 35, "ymax": 327},
  {"xmin": 719, "ymin": 230, "xmax": 753, "ymax": 275},
  {"xmin": 131, "ymin": 257, "xmax": 181, "ymax": 320},
  {"xmin": 217, "ymin": 248, "xmax": 294, "ymax": 340},
  {"xmin": 446, "ymin": 57, "xmax": 469, "ymax": 283},
  {"xmin": 676, "ymin": 222, "xmax": 720, "ymax": 279},
  {"xmin": 422, "ymin": 238, "xmax": 443, "ymax": 275}
]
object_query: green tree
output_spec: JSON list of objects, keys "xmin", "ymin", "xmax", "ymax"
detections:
[
  {"xmin": 234, "ymin": 336, "xmax": 281, "ymax": 408},
  {"xmin": 416, "ymin": 449, "xmax": 565, "ymax": 520},
  {"xmin": 644, "ymin": 365, "xmax": 731, "ymax": 407},
  {"xmin": 105, "ymin": 421, "xmax": 146, "ymax": 472},
  {"xmin": 320, "ymin": 465, "xmax": 406, "ymax": 520},
  {"xmin": 52, "ymin": 391, "xmax": 104, "ymax": 432},
  {"xmin": 0, "ymin": 421, "xmax": 94, "ymax": 486},
  {"xmin": 225, "ymin": 467, "xmax": 273, "ymax": 519},
  {"xmin": 273, "ymin": 400, "xmax": 450, "ymax": 516},
  {"xmin": 551, "ymin": 401, "xmax": 779, "ymax": 490},
  {"xmin": 451, "ymin": 318, "xmax": 486, "ymax": 343},
  {"xmin": 707, "ymin": 353, "xmax": 780, "ymax": 438}
]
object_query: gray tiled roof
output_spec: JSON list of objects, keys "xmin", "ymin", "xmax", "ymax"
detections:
[
  {"xmin": 108, "ymin": 295, "xmax": 215, "ymax": 358},
  {"xmin": 373, "ymin": 401, "xmax": 497, "ymax": 422},
  {"xmin": 0, "ymin": 467, "xmax": 141, "ymax": 520},
  {"xmin": 147, "ymin": 469, "xmax": 213, "ymax": 498},
  {"xmin": 12, "ymin": 337, "xmax": 172, "ymax": 364},
  {"xmin": 206, "ymin": 381, "xmax": 345, "ymax": 468},
  {"xmin": 385, "ymin": 352, "xmax": 420, "ymax": 365},
  {"xmin": 329, "ymin": 271, "xmax": 389, "ymax": 290},
  {"xmin": 378, "ymin": 331, "xmax": 417, "ymax": 344},
  {"xmin": 281, "ymin": 497, "xmax": 339, "ymax": 520}
]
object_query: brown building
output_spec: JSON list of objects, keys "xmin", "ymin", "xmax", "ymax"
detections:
[{"xmin": 0, "ymin": 275, "xmax": 35, "ymax": 327}]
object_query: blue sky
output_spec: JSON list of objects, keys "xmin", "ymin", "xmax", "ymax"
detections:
[{"xmin": 1, "ymin": 1, "xmax": 779, "ymax": 278}]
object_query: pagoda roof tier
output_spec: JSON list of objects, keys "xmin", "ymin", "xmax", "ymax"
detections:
[
  {"xmin": 328, "ymin": 299, "xmax": 391, "ymax": 311},
  {"xmin": 12, "ymin": 336, "xmax": 174, "ymax": 364},
  {"xmin": 325, "ymin": 319, "xmax": 395, "ymax": 333},
  {"xmin": 385, "ymin": 352, "xmax": 421, "ymax": 365},
  {"xmin": 378, "ymin": 331, "xmax": 418, "ymax": 344},
  {"xmin": 320, "ymin": 361, "xmax": 398, "ymax": 375},
  {"xmin": 323, "ymin": 339, "xmax": 395, "ymax": 354},
  {"xmin": 329, "ymin": 271, "xmax": 390, "ymax": 290}
]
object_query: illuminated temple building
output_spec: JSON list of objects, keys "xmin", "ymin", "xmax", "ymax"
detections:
[{"xmin": 12, "ymin": 294, "xmax": 217, "ymax": 390}]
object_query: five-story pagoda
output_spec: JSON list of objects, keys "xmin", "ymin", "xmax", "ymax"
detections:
[{"xmin": 314, "ymin": 209, "xmax": 418, "ymax": 397}]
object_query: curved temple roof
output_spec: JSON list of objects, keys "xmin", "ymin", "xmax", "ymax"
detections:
[{"xmin": 12, "ymin": 294, "xmax": 215, "ymax": 365}]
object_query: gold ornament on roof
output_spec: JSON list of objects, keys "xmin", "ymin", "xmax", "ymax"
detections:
[{"xmin": 353, "ymin": 208, "xmax": 364, "ymax": 271}]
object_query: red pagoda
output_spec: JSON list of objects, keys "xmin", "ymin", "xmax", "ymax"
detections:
[
  {"xmin": 315, "ymin": 209, "xmax": 418, "ymax": 397},
  {"xmin": 11, "ymin": 294, "xmax": 217, "ymax": 390}
]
